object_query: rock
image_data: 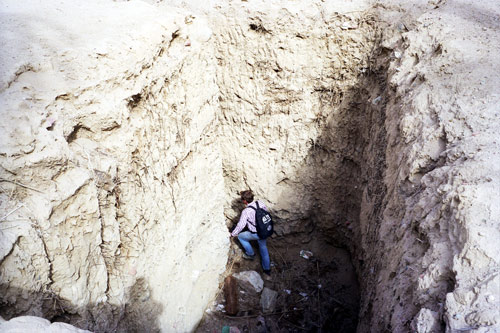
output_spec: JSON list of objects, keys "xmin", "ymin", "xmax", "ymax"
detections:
[
  {"xmin": 231, "ymin": 271, "xmax": 262, "ymax": 312},
  {"xmin": 256, "ymin": 315, "xmax": 267, "ymax": 333},
  {"xmin": 411, "ymin": 308, "xmax": 440, "ymax": 333},
  {"xmin": 233, "ymin": 271, "xmax": 264, "ymax": 293},
  {"xmin": 397, "ymin": 22, "xmax": 408, "ymax": 31},
  {"xmin": 465, "ymin": 308, "xmax": 499, "ymax": 327},
  {"xmin": 0, "ymin": 316, "xmax": 91, "ymax": 332},
  {"xmin": 260, "ymin": 287, "xmax": 278, "ymax": 313}
]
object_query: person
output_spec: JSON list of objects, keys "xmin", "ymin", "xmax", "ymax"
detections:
[{"xmin": 230, "ymin": 190, "xmax": 271, "ymax": 278}]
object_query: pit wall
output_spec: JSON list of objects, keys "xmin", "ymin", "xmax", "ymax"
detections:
[
  {"xmin": 212, "ymin": 1, "xmax": 377, "ymax": 239},
  {"xmin": 211, "ymin": 1, "xmax": 390, "ymax": 330},
  {"xmin": 357, "ymin": 3, "xmax": 500, "ymax": 331},
  {"xmin": 1, "ymin": 1, "xmax": 499, "ymax": 333},
  {"xmin": 209, "ymin": 0, "xmax": 389, "ymax": 330},
  {"xmin": 211, "ymin": 1, "xmax": 499, "ymax": 332},
  {"xmin": 0, "ymin": 1, "xmax": 228, "ymax": 332}
]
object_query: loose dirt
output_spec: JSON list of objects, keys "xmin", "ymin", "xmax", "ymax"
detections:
[{"xmin": 196, "ymin": 232, "xmax": 359, "ymax": 332}]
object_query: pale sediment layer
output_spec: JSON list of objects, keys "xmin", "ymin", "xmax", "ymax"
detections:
[
  {"xmin": 0, "ymin": 1, "xmax": 227, "ymax": 331},
  {"xmin": 0, "ymin": 0, "xmax": 499, "ymax": 332}
]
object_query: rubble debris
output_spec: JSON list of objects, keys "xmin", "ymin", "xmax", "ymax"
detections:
[
  {"xmin": 221, "ymin": 326, "xmax": 241, "ymax": 333},
  {"xmin": 260, "ymin": 288, "xmax": 278, "ymax": 313},
  {"xmin": 233, "ymin": 271, "xmax": 263, "ymax": 292},
  {"xmin": 372, "ymin": 96, "xmax": 382, "ymax": 105},
  {"xmin": 196, "ymin": 234, "xmax": 360, "ymax": 332},
  {"xmin": 299, "ymin": 250, "xmax": 313, "ymax": 259},
  {"xmin": 256, "ymin": 316, "xmax": 267, "ymax": 333}
]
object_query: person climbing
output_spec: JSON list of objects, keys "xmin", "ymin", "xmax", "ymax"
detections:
[{"xmin": 230, "ymin": 190, "xmax": 272, "ymax": 279}]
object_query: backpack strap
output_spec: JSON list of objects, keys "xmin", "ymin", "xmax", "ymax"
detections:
[{"xmin": 246, "ymin": 204, "xmax": 257, "ymax": 228}]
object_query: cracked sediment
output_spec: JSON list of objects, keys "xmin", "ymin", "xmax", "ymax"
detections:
[{"xmin": 1, "ymin": 0, "xmax": 500, "ymax": 332}]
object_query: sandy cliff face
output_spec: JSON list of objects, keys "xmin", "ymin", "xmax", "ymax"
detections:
[
  {"xmin": 1, "ymin": 0, "xmax": 499, "ymax": 332},
  {"xmin": 0, "ymin": 1, "xmax": 228, "ymax": 331},
  {"xmin": 212, "ymin": 0, "xmax": 377, "ymax": 237},
  {"xmin": 364, "ymin": 2, "xmax": 500, "ymax": 331},
  {"xmin": 212, "ymin": 1, "xmax": 500, "ymax": 331}
]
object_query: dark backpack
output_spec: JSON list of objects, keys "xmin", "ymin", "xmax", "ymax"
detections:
[{"xmin": 248, "ymin": 201, "xmax": 273, "ymax": 239}]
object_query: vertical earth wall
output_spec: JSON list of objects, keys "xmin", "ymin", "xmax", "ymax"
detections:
[
  {"xmin": 1, "ymin": 0, "xmax": 499, "ymax": 332},
  {"xmin": 0, "ymin": 1, "xmax": 228, "ymax": 332}
]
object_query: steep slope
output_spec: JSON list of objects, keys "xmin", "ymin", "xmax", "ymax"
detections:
[
  {"xmin": 0, "ymin": 1, "xmax": 228, "ymax": 331},
  {"xmin": 1, "ymin": 0, "xmax": 499, "ymax": 332}
]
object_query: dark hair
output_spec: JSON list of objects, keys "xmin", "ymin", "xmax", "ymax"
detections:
[{"xmin": 240, "ymin": 190, "xmax": 254, "ymax": 203}]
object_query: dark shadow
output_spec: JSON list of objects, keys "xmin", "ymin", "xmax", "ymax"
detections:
[
  {"xmin": 115, "ymin": 278, "xmax": 163, "ymax": 333},
  {"xmin": 257, "ymin": 66, "xmax": 389, "ymax": 332},
  {"xmin": 228, "ymin": 197, "xmax": 246, "ymax": 230},
  {"xmin": 217, "ymin": 11, "xmax": 392, "ymax": 332},
  {"xmin": 0, "ymin": 277, "xmax": 163, "ymax": 332}
]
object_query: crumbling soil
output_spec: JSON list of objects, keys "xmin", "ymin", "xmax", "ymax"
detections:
[{"xmin": 196, "ymin": 232, "xmax": 359, "ymax": 332}]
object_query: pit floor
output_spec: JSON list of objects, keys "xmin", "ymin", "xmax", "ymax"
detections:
[{"xmin": 196, "ymin": 232, "xmax": 360, "ymax": 332}]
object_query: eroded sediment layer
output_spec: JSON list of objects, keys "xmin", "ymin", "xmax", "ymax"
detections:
[
  {"xmin": 213, "ymin": 1, "xmax": 379, "ymax": 242},
  {"xmin": 0, "ymin": 1, "xmax": 228, "ymax": 331},
  {"xmin": 354, "ymin": 2, "xmax": 500, "ymax": 331},
  {"xmin": 1, "ymin": 0, "xmax": 499, "ymax": 332}
]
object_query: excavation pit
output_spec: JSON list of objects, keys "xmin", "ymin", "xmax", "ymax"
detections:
[
  {"xmin": 1, "ymin": 0, "xmax": 498, "ymax": 332},
  {"xmin": 197, "ymin": 233, "xmax": 360, "ymax": 332}
]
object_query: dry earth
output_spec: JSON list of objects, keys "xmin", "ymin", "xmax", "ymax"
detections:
[
  {"xmin": 197, "ymin": 232, "xmax": 360, "ymax": 332},
  {"xmin": 0, "ymin": 0, "xmax": 499, "ymax": 332}
]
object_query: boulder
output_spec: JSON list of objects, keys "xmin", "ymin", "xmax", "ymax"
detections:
[
  {"xmin": 260, "ymin": 288, "xmax": 278, "ymax": 314},
  {"xmin": 233, "ymin": 271, "xmax": 264, "ymax": 293}
]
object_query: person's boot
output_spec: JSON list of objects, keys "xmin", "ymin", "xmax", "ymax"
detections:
[
  {"xmin": 242, "ymin": 253, "xmax": 255, "ymax": 260},
  {"xmin": 263, "ymin": 270, "xmax": 272, "ymax": 281}
]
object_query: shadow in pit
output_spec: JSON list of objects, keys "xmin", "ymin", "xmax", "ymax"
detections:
[
  {"xmin": 268, "ymin": 232, "xmax": 361, "ymax": 333},
  {"xmin": 260, "ymin": 39, "xmax": 389, "ymax": 333},
  {"xmin": 222, "ymin": 55, "xmax": 389, "ymax": 332},
  {"xmin": 234, "ymin": 63, "xmax": 389, "ymax": 331},
  {"xmin": 0, "ymin": 277, "xmax": 163, "ymax": 332},
  {"xmin": 228, "ymin": 196, "xmax": 247, "ymax": 228}
]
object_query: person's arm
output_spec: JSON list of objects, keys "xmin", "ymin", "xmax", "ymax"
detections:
[{"xmin": 231, "ymin": 208, "xmax": 250, "ymax": 237}]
